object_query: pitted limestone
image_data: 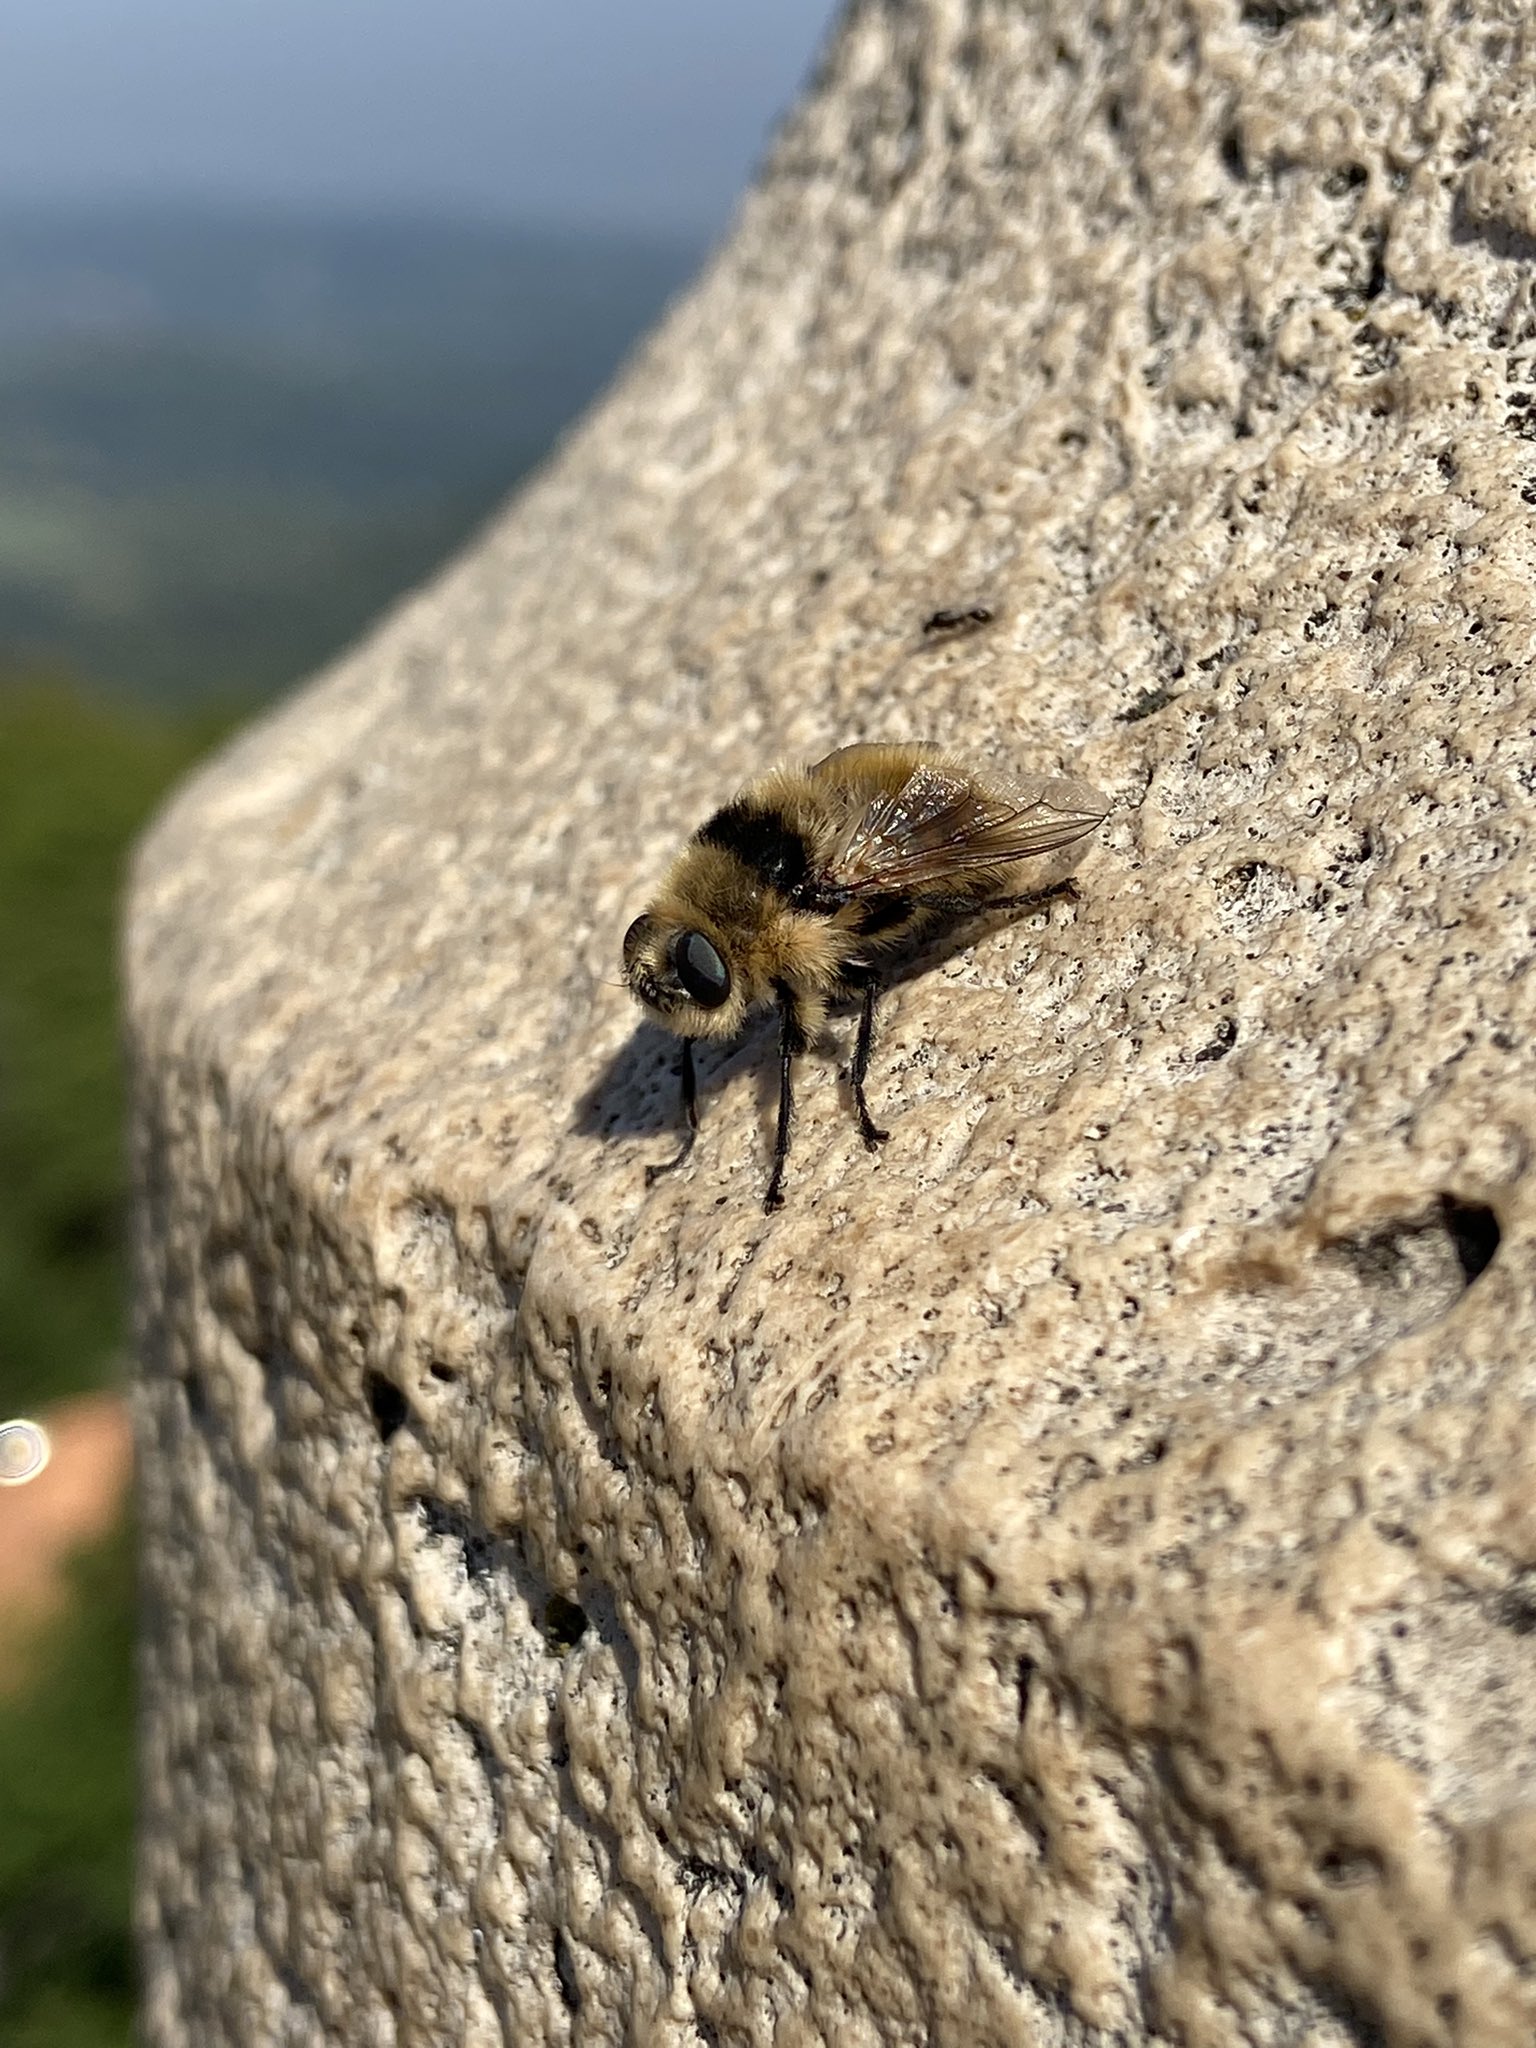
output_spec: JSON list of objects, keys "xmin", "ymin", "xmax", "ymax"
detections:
[{"xmin": 131, "ymin": 3, "xmax": 1536, "ymax": 2042}]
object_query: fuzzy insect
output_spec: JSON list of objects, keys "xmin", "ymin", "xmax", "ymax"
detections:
[{"xmin": 622, "ymin": 741, "xmax": 1109, "ymax": 1210}]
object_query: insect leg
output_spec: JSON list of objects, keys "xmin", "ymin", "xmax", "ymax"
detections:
[
  {"xmin": 919, "ymin": 878, "xmax": 1079, "ymax": 922},
  {"xmin": 764, "ymin": 985, "xmax": 806, "ymax": 1213},
  {"xmin": 851, "ymin": 980, "xmax": 889, "ymax": 1149},
  {"xmin": 977, "ymin": 877, "xmax": 1079, "ymax": 913},
  {"xmin": 645, "ymin": 1037, "xmax": 699, "ymax": 1187}
]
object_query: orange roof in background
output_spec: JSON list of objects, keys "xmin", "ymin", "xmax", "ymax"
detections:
[{"xmin": 0, "ymin": 1391, "xmax": 132, "ymax": 1691}]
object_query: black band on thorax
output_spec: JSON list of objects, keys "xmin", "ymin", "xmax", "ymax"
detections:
[{"xmin": 696, "ymin": 802, "xmax": 812, "ymax": 897}]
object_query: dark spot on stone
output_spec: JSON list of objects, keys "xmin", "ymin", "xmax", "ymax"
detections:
[
  {"xmin": 554, "ymin": 1930, "xmax": 580, "ymax": 2012},
  {"xmin": 1240, "ymin": 0, "xmax": 1328, "ymax": 33},
  {"xmin": 1016, "ymin": 1655, "xmax": 1035, "ymax": 1721},
  {"xmin": 1493, "ymin": 1583, "xmax": 1536, "ymax": 1635},
  {"xmin": 680, "ymin": 1856, "xmax": 722, "ymax": 1898},
  {"xmin": 414, "ymin": 1494, "xmax": 458, "ymax": 1540},
  {"xmin": 366, "ymin": 1371, "xmax": 408, "ymax": 1440},
  {"xmin": 544, "ymin": 1592, "xmax": 590, "ymax": 1652},
  {"xmin": 1117, "ymin": 685, "xmax": 1179, "ymax": 723},
  {"xmin": 1440, "ymin": 1196, "xmax": 1499, "ymax": 1284},
  {"xmin": 1194, "ymin": 1017, "xmax": 1239, "ymax": 1062},
  {"xmin": 412, "ymin": 1494, "xmax": 500, "ymax": 1581},
  {"xmin": 922, "ymin": 603, "xmax": 994, "ymax": 635}
]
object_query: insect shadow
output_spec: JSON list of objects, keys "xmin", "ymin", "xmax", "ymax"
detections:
[{"xmin": 573, "ymin": 883, "xmax": 1078, "ymax": 1160}]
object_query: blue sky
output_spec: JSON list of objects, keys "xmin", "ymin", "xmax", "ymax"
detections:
[{"xmin": 0, "ymin": 0, "xmax": 840, "ymax": 236}]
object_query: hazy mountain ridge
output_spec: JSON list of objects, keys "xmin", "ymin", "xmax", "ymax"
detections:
[{"xmin": 0, "ymin": 205, "xmax": 702, "ymax": 700}]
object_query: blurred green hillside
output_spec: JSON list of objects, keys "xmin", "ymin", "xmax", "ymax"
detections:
[
  {"xmin": 0, "ymin": 678, "xmax": 231, "ymax": 1415},
  {"xmin": 0, "ymin": 675, "xmax": 235, "ymax": 2047},
  {"xmin": 0, "ymin": 1501, "xmax": 137, "ymax": 2048},
  {"xmin": 0, "ymin": 205, "xmax": 697, "ymax": 2044}
]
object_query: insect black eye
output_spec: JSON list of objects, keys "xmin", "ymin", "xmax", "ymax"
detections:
[{"xmin": 672, "ymin": 930, "xmax": 731, "ymax": 1008}]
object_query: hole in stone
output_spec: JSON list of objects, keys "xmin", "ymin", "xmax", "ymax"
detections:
[
  {"xmin": 1329, "ymin": 1196, "xmax": 1499, "ymax": 1297},
  {"xmin": 544, "ymin": 1593, "xmax": 590, "ymax": 1652},
  {"xmin": 1439, "ymin": 1197, "xmax": 1499, "ymax": 1284},
  {"xmin": 1240, "ymin": 0, "xmax": 1327, "ymax": 31},
  {"xmin": 366, "ymin": 1371, "xmax": 408, "ymax": 1440},
  {"xmin": 427, "ymin": 1360, "xmax": 457, "ymax": 1384},
  {"xmin": 1213, "ymin": 1188, "xmax": 1497, "ymax": 1410},
  {"xmin": 1016, "ymin": 1655, "xmax": 1035, "ymax": 1721},
  {"xmin": 553, "ymin": 1930, "xmax": 580, "ymax": 2013},
  {"xmin": 414, "ymin": 1494, "xmax": 458, "ymax": 1540}
]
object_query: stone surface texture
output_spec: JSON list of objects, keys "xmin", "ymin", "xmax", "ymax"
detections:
[{"xmin": 129, "ymin": 1, "xmax": 1536, "ymax": 2042}]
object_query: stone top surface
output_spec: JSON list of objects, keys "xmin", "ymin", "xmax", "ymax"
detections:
[{"xmin": 130, "ymin": 2, "xmax": 1536, "ymax": 2042}]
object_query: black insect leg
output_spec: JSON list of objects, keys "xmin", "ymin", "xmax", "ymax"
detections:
[
  {"xmin": 645, "ymin": 1037, "xmax": 699, "ymax": 1186},
  {"xmin": 764, "ymin": 985, "xmax": 807, "ymax": 1213},
  {"xmin": 917, "ymin": 878, "xmax": 1079, "ymax": 924},
  {"xmin": 977, "ymin": 877, "xmax": 1079, "ymax": 914},
  {"xmin": 851, "ymin": 980, "xmax": 889, "ymax": 1149}
]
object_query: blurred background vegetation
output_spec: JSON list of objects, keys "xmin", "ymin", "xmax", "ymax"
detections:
[
  {"xmin": 0, "ymin": 201, "xmax": 699, "ymax": 2045},
  {"xmin": 0, "ymin": 207, "xmax": 697, "ymax": 700}
]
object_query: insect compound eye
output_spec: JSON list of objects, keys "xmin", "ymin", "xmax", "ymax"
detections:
[{"xmin": 671, "ymin": 929, "xmax": 732, "ymax": 1009}]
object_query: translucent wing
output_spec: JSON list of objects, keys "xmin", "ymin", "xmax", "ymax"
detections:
[{"xmin": 813, "ymin": 747, "xmax": 1109, "ymax": 897}]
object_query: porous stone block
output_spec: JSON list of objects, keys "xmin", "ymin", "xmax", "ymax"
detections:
[{"xmin": 129, "ymin": 2, "xmax": 1536, "ymax": 2041}]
